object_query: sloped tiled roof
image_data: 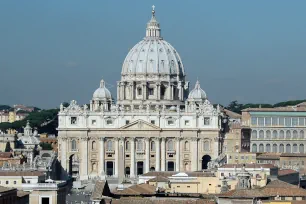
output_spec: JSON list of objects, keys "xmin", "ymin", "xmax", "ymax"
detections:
[
  {"xmin": 112, "ymin": 197, "xmax": 216, "ymax": 204},
  {"xmin": 91, "ymin": 180, "xmax": 107, "ymax": 200},
  {"xmin": 218, "ymin": 180, "xmax": 306, "ymax": 198},
  {"xmin": 278, "ymin": 169, "xmax": 298, "ymax": 176},
  {"xmin": 148, "ymin": 176, "xmax": 169, "ymax": 182},
  {"xmin": 113, "ymin": 183, "xmax": 156, "ymax": 196},
  {"xmin": 219, "ymin": 164, "xmax": 276, "ymax": 169},
  {"xmin": 142, "ymin": 171, "xmax": 215, "ymax": 177}
]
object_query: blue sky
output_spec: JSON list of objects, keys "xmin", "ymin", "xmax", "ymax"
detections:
[{"xmin": 0, "ymin": 1, "xmax": 305, "ymax": 109}]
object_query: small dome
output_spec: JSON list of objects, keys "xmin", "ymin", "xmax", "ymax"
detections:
[
  {"xmin": 188, "ymin": 80, "xmax": 207, "ymax": 100},
  {"xmin": 93, "ymin": 80, "xmax": 112, "ymax": 100}
]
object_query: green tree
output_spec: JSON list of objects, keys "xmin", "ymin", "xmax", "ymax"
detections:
[{"xmin": 226, "ymin": 100, "xmax": 243, "ymax": 114}]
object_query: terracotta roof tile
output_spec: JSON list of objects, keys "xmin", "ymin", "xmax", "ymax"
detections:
[
  {"xmin": 219, "ymin": 164, "xmax": 276, "ymax": 168},
  {"xmin": 91, "ymin": 180, "xmax": 107, "ymax": 200},
  {"xmin": 148, "ymin": 176, "xmax": 169, "ymax": 182},
  {"xmin": 142, "ymin": 171, "xmax": 215, "ymax": 177},
  {"xmin": 242, "ymin": 106, "xmax": 306, "ymax": 112},
  {"xmin": 113, "ymin": 183, "xmax": 156, "ymax": 196},
  {"xmin": 278, "ymin": 169, "xmax": 298, "ymax": 176},
  {"xmin": 0, "ymin": 171, "xmax": 44, "ymax": 176}
]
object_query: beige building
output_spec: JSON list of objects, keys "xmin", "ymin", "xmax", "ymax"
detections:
[
  {"xmin": 0, "ymin": 111, "xmax": 9, "ymax": 123},
  {"xmin": 223, "ymin": 109, "xmax": 242, "ymax": 154},
  {"xmin": 226, "ymin": 152, "xmax": 257, "ymax": 164}
]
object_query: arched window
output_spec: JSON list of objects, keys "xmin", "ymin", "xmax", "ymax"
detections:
[
  {"xmin": 279, "ymin": 130, "xmax": 285, "ymax": 139},
  {"xmin": 150, "ymin": 141, "xmax": 155, "ymax": 151},
  {"xmin": 251, "ymin": 130, "xmax": 257, "ymax": 139},
  {"xmin": 259, "ymin": 130, "xmax": 264, "ymax": 139},
  {"xmin": 272, "ymin": 144, "xmax": 277, "ymax": 153},
  {"xmin": 92, "ymin": 141, "xmax": 96, "ymax": 150},
  {"xmin": 300, "ymin": 144, "xmax": 304, "ymax": 153},
  {"xmin": 184, "ymin": 141, "xmax": 189, "ymax": 151},
  {"xmin": 137, "ymin": 140, "xmax": 143, "ymax": 151},
  {"xmin": 292, "ymin": 130, "xmax": 298, "ymax": 139},
  {"xmin": 266, "ymin": 130, "xmax": 271, "ymax": 139},
  {"xmin": 266, "ymin": 144, "xmax": 271, "ymax": 152},
  {"xmin": 300, "ymin": 130, "xmax": 305, "ymax": 139},
  {"xmin": 167, "ymin": 140, "xmax": 174, "ymax": 150},
  {"xmin": 252, "ymin": 144, "xmax": 257, "ymax": 152},
  {"xmin": 259, "ymin": 144, "xmax": 264, "ymax": 152},
  {"xmin": 107, "ymin": 140, "xmax": 113, "ymax": 151},
  {"xmin": 293, "ymin": 144, "xmax": 298, "ymax": 153},
  {"xmin": 125, "ymin": 141, "xmax": 130, "ymax": 151},
  {"xmin": 272, "ymin": 130, "xmax": 277, "ymax": 139},
  {"xmin": 286, "ymin": 144, "xmax": 291, "ymax": 153},
  {"xmin": 203, "ymin": 141, "xmax": 210, "ymax": 151},
  {"xmin": 71, "ymin": 140, "xmax": 77, "ymax": 150},
  {"xmin": 279, "ymin": 144, "xmax": 284, "ymax": 153},
  {"xmin": 286, "ymin": 130, "xmax": 291, "ymax": 139}
]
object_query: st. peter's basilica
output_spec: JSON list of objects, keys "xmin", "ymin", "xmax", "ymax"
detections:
[{"xmin": 58, "ymin": 7, "xmax": 224, "ymax": 181}]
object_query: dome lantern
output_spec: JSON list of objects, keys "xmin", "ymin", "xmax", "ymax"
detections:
[{"xmin": 146, "ymin": 5, "xmax": 161, "ymax": 38}]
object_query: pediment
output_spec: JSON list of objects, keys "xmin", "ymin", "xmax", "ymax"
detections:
[{"xmin": 120, "ymin": 119, "xmax": 160, "ymax": 130}]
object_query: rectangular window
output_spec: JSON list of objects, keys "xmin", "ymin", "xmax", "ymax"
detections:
[
  {"xmin": 71, "ymin": 117, "xmax": 77, "ymax": 125},
  {"xmin": 151, "ymin": 155, "xmax": 155, "ymax": 158},
  {"xmin": 265, "ymin": 117, "xmax": 271, "ymax": 126},
  {"xmin": 258, "ymin": 118, "xmax": 264, "ymax": 126},
  {"xmin": 185, "ymin": 120, "xmax": 190, "ymax": 126},
  {"xmin": 285, "ymin": 117, "xmax": 291, "ymax": 126},
  {"xmin": 251, "ymin": 117, "xmax": 257, "ymax": 126},
  {"xmin": 246, "ymin": 156, "xmax": 249, "ymax": 160},
  {"xmin": 14, "ymin": 181, "xmax": 16, "ymax": 184},
  {"xmin": 169, "ymin": 155, "xmax": 173, "ymax": 158},
  {"xmin": 168, "ymin": 120, "xmax": 174, "ymax": 125},
  {"xmin": 229, "ymin": 156, "xmax": 232, "ymax": 159},
  {"xmin": 91, "ymin": 120, "xmax": 96, "ymax": 125},
  {"xmin": 272, "ymin": 117, "xmax": 278, "ymax": 126},
  {"xmin": 299, "ymin": 118, "xmax": 305, "ymax": 126},
  {"xmin": 126, "ymin": 155, "xmax": 130, "ymax": 158},
  {"xmin": 125, "ymin": 120, "xmax": 129, "ymax": 125},
  {"xmin": 149, "ymin": 88, "xmax": 154, "ymax": 95},
  {"xmin": 292, "ymin": 118, "xmax": 298, "ymax": 126},
  {"xmin": 241, "ymin": 156, "xmax": 244, "ymax": 159},
  {"xmin": 106, "ymin": 119, "xmax": 113, "ymax": 125},
  {"xmin": 6, "ymin": 181, "xmax": 9, "ymax": 184},
  {"xmin": 204, "ymin": 117, "xmax": 210, "ymax": 125},
  {"xmin": 187, "ymin": 186, "xmax": 190, "ymax": 188},
  {"xmin": 177, "ymin": 186, "xmax": 180, "ymax": 188},
  {"xmin": 151, "ymin": 120, "xmax": 155, "ymax": 125},
  {"xmin": 279, "ymin": 117, "xmax": 285, "ymax": 126},
  {"xmin": 221, "ymin": 173, "xmax": 224, "ymax": 176}
]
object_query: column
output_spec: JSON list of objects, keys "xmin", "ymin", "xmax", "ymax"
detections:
[
  {"xmin": 156, "ymin": 83, "xmax": 160, "ymax": 100},
  {"xmin": 115, "ymin": 138, "xmax": 119, "ymax": 177},
  {"xmin": 145, "ymin": 138, "xmax": 150, "ymax": 173},
  {"xmin": 60, "ymin": 137, "xmax": 67, "ymax": 171},
  {"xmin": 81, "ymin": 137, "xmax": 89, "ymax": 180},
  {"xmin": 191, "ymin": 138, "xmax": 198, "ymax": 171},
  {"xmin": 99, "ymin": 137, "xmax": 105, "ymax": 176},
  {"xmin": 130, "ymin": 137, "xmax": 135, "ymax": 178},
  {"xmin": 176, "ymin": 138, "xmax": 180, "ymax": 171},
  {"xmin": 161, "ymin": 138, "xmax": 166, "ymax": 171},
  {"xmin": 155, "ymin": 138, "xmax": 160, "ymax": 171},
  {"xmin": 117, "ymin": 82, "xmax": 120, "ymax": 101}
]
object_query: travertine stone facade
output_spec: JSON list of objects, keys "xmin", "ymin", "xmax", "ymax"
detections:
[{"xmin": 57, "ymin": 7, "xmax": 223, "ymax": 181}]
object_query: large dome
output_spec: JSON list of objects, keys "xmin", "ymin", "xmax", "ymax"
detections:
[{"xmin": 121, "ymin": 7, "xmax": 185, "ymax": 77}]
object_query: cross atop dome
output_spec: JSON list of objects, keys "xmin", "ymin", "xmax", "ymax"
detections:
[
  {"xmin": 152, "ymin": 5, "xmax": 155, "ymax": 16},
  {"xmin": 146, "ymin": 5, "xmax": 161, "ymax": 38}
]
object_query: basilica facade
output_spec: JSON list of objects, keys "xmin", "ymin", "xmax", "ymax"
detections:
[{"xmin": 58, "ymin": 7, "xmax": 224, "ymax": 181}]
